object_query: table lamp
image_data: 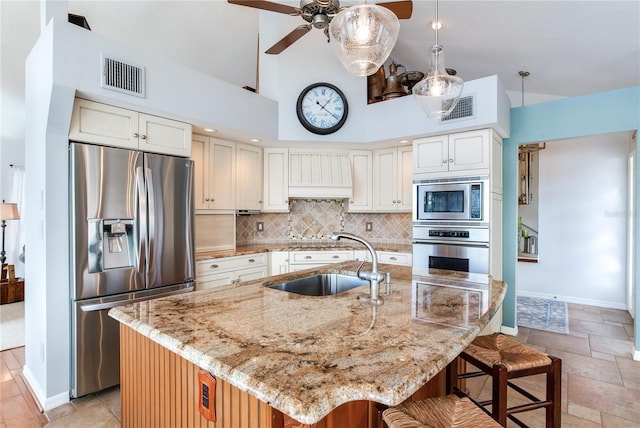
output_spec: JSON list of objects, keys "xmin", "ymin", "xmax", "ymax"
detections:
[{"xmin": 1, "ymin": 202, "xmax": 20, "ymax": 264}]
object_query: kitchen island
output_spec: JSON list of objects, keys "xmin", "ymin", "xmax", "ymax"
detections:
[{"xmin": 109, "ymin": 262, "xmax": 505, "ymax": 427}]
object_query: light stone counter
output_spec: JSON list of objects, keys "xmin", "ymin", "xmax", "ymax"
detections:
[{"xmin": 109, "ymin": 262, "xmax": 506, "ymax": 425}]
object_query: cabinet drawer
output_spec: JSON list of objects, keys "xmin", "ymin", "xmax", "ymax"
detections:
[
  {"xmin": 196, "ymin": 271, "xmax": 235, "ymax": 290},
  {"xmin": 378, "ymin": 252, "xmax": 412, "ymax": 266},
  {"xmin": 290, "ymin": 251, "xmax": 352, "ymax": 264},
  {"xmin": 197, "ymin": 253, "xmax": 267, "ymax": 275}
]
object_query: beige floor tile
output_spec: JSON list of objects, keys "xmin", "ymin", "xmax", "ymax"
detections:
[
  {"xmin": 600, "ymin": 309, "xmax": 633, "ymax": 325},
  {"xmin": 601, "ymin": 412, "xmax": 640, "ymax": 427},
  {"xmin": 571, "ymin": 319, "xmax": 630, "ymax": 340},
  {"xmin": 615, "ymin": 356, "xmax": 640, "ymax": 391},
  {"xmin": 568, "ymin": 308, "xmax": 604, "ymax": 323},
  {"xmin": 514, "ymin": 326, "xmax": 531, "ymax": 343},
  {"xmin": 589, "ymin": 335, "xmax": 634, "ymax": 359},
  {"xmin": 560, "ymin": 412, "xmax": 606, "ymax": 428},
  {"xmin": 0, "ymin": 379, "xmax": 21, "ymax": 399},
  {"xmin": 0, "ymin": 352, "xmax": 20, "ymax": 372},
  {"xmin": 9, "ymin": 349, "xmax": 24, "ymax": 367},
  {"xmin": 567, "ymin": 402, "xmax": 601, "ymax": 423},
  {"xmin": 583, "ymin": 305, "xmax": 603, "ymax": 313},
  {"xmin": 44, "ymin": 403, "xmax": 76, "ymax": 422},
  {"xmin": 568, "ymin": 373, "xmax": 640, "ymax": 422},
  {"xmin": 0, "ymin": 395, "xmax": 42, "ymax": 428},
  {"xmin": 527, "ymin": 330, "xmax": 591, "ymax": 356},
  {"xmin": 44, "ymin": 401, "xmax": 119, "ymax": 428},
  {"xmin": 547, "ymin": 348, "xmax": 623, "ymax": 386},
  {"xmin": 590, "ymin": 350, "xmax": 617, "ymax": 362},
  {"xmin": 623, "ymin": 323, "xmax": 634, "ymax": 339},
  {"xmin": 0, "ymin": 361, "xmax": 12, "ymax": 383}
]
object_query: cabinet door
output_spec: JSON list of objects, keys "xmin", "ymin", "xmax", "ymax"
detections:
[
  {"xmin": 69, "ymin": 99, "xmax": 138, "ymax": 149},
  {"xmin": 235, "ymin": 266, "xmax": 267, "ymax": 283},
  {"xmin": 192, "ymin": 135, "xmax": 211, "ymax": 210},
  {"xmin": 197, "ymin": 272, "xmax": 235, "ymax": 290},
  {"xmin": 448, "ymin": 129, "xmax": 490, "ymax": 172},
  {"xmin": 413, "ymin": 135, "xmax": 449, "ymax": 174},
  {"xmin": 373, "ymin": 148, "xmax": 398, "ymax": 211},
  {"xmin": 269, "ymin": 251, "xmax": 289, "ymax": 276},
  {"xmin": 210, "ymin": 139, "xmax": 236, "ymax": 210},
  {"xmin": 263, "ymin": 148, "xmax": 289, "ymax": 212},
  {"xmin": 378, "ymin": 251, "xmax": 412, "ymax": 266},
  {"xmin": 347, "ymin": 150, "xmax": 373, "ymax": 212},
  {"xmin": 236, "ymin": 144, "xmax": 263, "ymax": 211},
  {"xmin": 138, "ymin": 113, "xmax": 192, "ymax": 157},
  {"xmin": 396, "ymin": 146, "xmax": 413, "ymax": 212}
]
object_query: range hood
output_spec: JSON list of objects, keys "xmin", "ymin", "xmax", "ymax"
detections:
[{"xmin": 288, "ymin": 150, "xmax": 353, "ymax": 199}]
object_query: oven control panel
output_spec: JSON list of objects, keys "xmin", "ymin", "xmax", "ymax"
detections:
[{"xmin": 428, "ymin": 230, "xmax": 470, "ymax": 239}]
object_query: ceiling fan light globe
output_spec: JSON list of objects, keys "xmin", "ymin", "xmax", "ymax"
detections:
[
  {"xmin": 329, "ymin": 4, "xmax": 400, "ymax": 76},
  {"xmin": 413, "ymin": 44, "xmax": 464, "ymax": 118}
]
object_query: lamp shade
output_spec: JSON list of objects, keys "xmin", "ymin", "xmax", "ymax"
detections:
[
  {"xmin": 0, "ymin": 203, "xmax": 20, "ymax": 221},
  {"xmin": 329, "ymin": 3, "xmax": 399, "ymax": 76},
  {"xmin": 413, "ymin": 44, "xmax": 464, "ymax": 119}
]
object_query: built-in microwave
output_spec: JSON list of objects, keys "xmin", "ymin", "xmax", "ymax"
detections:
[{"xmin": 413, "ymin": 177, "xmax": 489, "ymax": 222}]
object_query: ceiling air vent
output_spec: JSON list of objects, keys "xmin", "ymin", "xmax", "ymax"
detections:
[
  {"xmin": 441, "ymin": 95, "xmax": 474, "ymax": 122},
  {"xmin": 101, "ymin": 54, "xmax": 146, "ymax": 98}
]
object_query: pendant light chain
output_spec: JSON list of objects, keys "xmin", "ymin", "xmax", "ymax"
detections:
[{"xmin": 519, "ymin": 70, "xmax": 529, "ymax": 107}]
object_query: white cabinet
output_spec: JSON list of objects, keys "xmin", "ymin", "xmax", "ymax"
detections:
[
  {"xmin": 288, "ymin": 250, "xmax": 353, "ymax": 271},
  {"xmin": 236, "ymin": 143, "xmax": 263, "ymax": 211},
  {"xmin": 269, "ymin": 251, "xmax": 290, "ymax": 275},
  {"xmin": 196, "ymin": 253, "xmax": 267, "ymax": 290},
  {"xmin": 263, "ymin": 148, "xmax": 289, "ymax": 212},
  {"xmin": 490, "ymin": 192, "xmax": 503, "ymax": 280},
  {"xmin": 373, "ymin": 146, "xmax": 412, "ymax": 212},
  {"xmin": 413, "ymin": 129, "xmax": 491, "ymax": 178},
  {"xmin": 69, "ymin": 98, "xmax": 191, "ymax": 157},
  {"xmin": 192, "ymin": 135, "xmax": 236, "ymax": 212},
  {"xmin": 354, "ymin": 250, "xmax": 412, "ymax": 266},
  {"xmin": 347, "ymin": 150, "xmax": 373, "ymax": 212}
]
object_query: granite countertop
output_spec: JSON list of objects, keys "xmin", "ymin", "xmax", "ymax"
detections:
[
  {"xmin": 196, "ymin": 242, "xmax": 413, "ymax": 261},
  {"xmin": 109, "ymin": 263, "xmax": 506, "ymax": 425}
]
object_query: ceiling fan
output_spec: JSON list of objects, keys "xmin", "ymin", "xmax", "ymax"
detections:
[{"xmin": 228, "ymin": 0, "xmax": 413, "ymax": 55}]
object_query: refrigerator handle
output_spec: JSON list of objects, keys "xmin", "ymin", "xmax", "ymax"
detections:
[
  {"xmin": 136, "ymin": 166, "xmax": 147, "ymax": 273},
  {"xmin": 145, "ymin": 166, "xmax": 156, "ymax": 275}
]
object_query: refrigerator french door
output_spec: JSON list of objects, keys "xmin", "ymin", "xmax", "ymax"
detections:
[{"xmin": 70, "ymin": 142, "xmax": 195, "ymax": 397}]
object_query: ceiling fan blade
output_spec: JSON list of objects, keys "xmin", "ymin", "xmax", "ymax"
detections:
[
  {"xmin": 228, "ymin": 0, "xmax": 299, "ymax": 15},
  {"xmin": 376, "ymin": 0, "xmax": 413, "ymax": 19},
  {"xmin": 265, "ymin": 25, "xmax": 312, "ymax": 55}
]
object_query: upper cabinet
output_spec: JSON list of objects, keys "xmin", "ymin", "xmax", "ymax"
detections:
[
  {"xmin": 414, "ymin": 129, "xmax": 492, "ymax": 178},
  {"xmin": 192, "ymin": 135, "xmax": 236, "ymax": 212},
  {"xmin": 236, "ymin": 143, "xmax": 263, "ymax": 211},
  {"xmin": 347, "ymin": 150, "xmax": 373, "ymax": 212},
  {"xmin": 69, "ymin": 98, "xmax": 191, "ymax": 157},
  {"xmin": 263, "ymin": 148, "xmax": 289, "ymax": 213},
  {"xmin": 373, "ymin": 146, "xmax": 413, "ymax": 212}
]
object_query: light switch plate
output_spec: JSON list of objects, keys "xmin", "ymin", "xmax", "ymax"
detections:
[
  {"xmin": 366, "ymin": 222, "xmax": 373, "ymax": 232},
  {"xmin": 256, "ymin": 222, "xmax": 264, "ymax": 232}
]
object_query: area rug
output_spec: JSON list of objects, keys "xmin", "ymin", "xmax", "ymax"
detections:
[
  {"xmin": 0, "ymin": 301, "xmax": 25, "ymax": 350},
  {"xmin": 517, "ymin": 296, "xmax": 569, "ymax": 334}
]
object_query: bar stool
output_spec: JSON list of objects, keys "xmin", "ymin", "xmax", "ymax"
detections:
[{"xmin": 448, "ymin": 333, "xmax": 561, "ymax": 427}]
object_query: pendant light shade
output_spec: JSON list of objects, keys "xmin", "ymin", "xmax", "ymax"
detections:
[
  {"xmin": 413, "ymin": 0, "xmax": 463, "ymax": 118},
  {"xmin": 413, "ymin": 44, "xmax": 464, "ymax": 118},
  {"xmin": 329, "ymin": 2, "xmax": 400, "ymax": 76}
]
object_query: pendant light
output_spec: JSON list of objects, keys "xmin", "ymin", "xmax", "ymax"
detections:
[
  {"xmin": 413, "ymin": 0, "xmax": 463, "ymax": 118},
  {"xmin": 329, "ymin": 0, "xmax": 400, "ymax": 76}
]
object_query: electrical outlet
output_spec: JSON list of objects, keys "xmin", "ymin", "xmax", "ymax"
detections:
[
  {"xmin": 256, "ymin": 222, "xmax": 264, "ymax": 232},
  {"xmin": 366, "ymin": 222, "xmax": 373, "ymax": 232}
]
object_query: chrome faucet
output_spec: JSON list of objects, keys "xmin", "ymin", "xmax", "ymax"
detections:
[{"xmin": 330, "ymin": 232, "xmax": 385, "ymax": 305}]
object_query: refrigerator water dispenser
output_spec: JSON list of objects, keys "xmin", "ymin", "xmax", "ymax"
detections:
[{"xmin": 87, "ymin": 218, "xmax": 136, "ymax": 272}]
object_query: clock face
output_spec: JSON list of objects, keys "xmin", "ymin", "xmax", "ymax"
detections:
[{"xmin": 296, "ymin": 83, "xmax": 348, "ymax": 135}]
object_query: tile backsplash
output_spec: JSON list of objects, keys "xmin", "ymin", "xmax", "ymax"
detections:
[{"xmin": 236, "ymin": 199, "xmax": 412, "ymax": 245}]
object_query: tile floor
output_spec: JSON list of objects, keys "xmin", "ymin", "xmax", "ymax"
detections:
[{"xmin": 1, "ymin": 303, "xmax": 638, "ymax": 427}]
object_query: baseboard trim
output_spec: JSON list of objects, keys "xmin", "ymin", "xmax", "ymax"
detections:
[
  {"xmin": 516, "ymin": 290, "xmax": 627, "ymax": 311},
  {"xmin": 500, "ymin": 325, "xmax": 518, "ymax": 336},
  {"xmin": 634, "ymin": 347, "xmax": 640, "ymax": 362},
  {"xmin": 22, "ymin": 364, "xmax": 69, "ymax": 411}
]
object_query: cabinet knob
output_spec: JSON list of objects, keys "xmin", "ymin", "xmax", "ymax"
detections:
[
  {"xmin": 258, "ymin": 200, "xmax": 262, "ymax": 204},
  {"xmin": 349, "ymin": 200, "xmax": 354, "ymax": 204},
  {"xmin": 141, "ymin": 135, "xmax": 147, "ymax": 140},
  {"xmin": 449, "ymin": 158, "xmax": 454, "ymax": 163},
  {"xmin": 210, "ymin": 264, "xmax": 219, "ymax": 269},
  {"xmin": 304, "ymin": 255, "xmax": 312, "ymax": 260},
  {"xmin": 390, "ymin": 256, "xmax": 397, "ymax": 261},
  {"xmin": 442, "ymin": 159, "xmax": 447, "ymax": 163},
  {"xmin": 248, "ymin": 258, "xmax": 255, "ymax": 263},
  {"xmin": 211, "ymin": 198, "xmax": 215, "ymax": 202},
  {"xmin": 133, "ymin": 133, "xmax": 139, "ymax": 138},
  {"xmin": 205, "ymin": 198, "xmax": 210, "ymax": 201},
  {"xmin": 392, "ymin": 200, "xmax": 397, "ymax": 204},
  {"xmin": 332, "ymin": 255, "xmax": 340, "ymax": 259},
  {"xmin": 397, "ymin": 200, "xmax": 401, "ymax": 204}
]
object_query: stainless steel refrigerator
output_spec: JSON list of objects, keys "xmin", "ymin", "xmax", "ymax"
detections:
[{"xmin": 70, "ymin": 142, "xmax": 195, "ymax": 397}]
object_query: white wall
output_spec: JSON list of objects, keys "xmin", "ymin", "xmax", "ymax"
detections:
[{"xmin": 517, "ymin": 133, "xmax": 631, "ymax": 308}]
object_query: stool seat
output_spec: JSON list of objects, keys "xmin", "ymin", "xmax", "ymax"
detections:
[
  {"xmin": 448, "ymin": 333, "xmax": 562, "ymax": 427},
  {"xmin": 382, "ymin": 395, "xmax": 502, "ymax": 428},
  {"xmin": 464, "ymin": 333, "xmax": 552, "ymax": 371}
]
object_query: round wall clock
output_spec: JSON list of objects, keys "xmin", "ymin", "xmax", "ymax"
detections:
[{"xmin": 296, "ymin": 82, "xmax": 348, "ymax": 135}]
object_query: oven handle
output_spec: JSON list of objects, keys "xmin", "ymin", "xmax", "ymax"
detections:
[{"xmin": 413, "ymin": 240, "xmax": 490, "ymax": 248}]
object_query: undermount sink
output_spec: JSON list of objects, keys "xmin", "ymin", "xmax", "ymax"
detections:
[{"xmin": 265, "ymin": 273, "xmax": 369, "ymax": 296}]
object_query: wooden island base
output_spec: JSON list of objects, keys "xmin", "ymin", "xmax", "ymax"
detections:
[{"xmin": 120, "ymin": 325, "xmax": 446, "ymax": 428}]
